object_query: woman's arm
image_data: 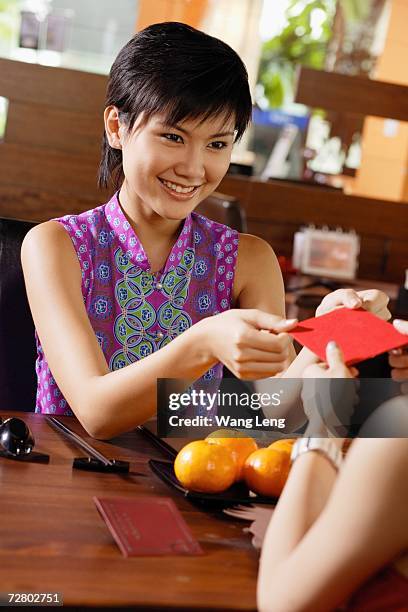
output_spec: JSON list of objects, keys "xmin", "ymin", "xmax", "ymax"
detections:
[
  {"xmin": 22, "ymin": 222, "xmax": 294, "ymax": 439},
  {"xmin": 258, "ymin": 437, "xmax": 408, "ymax": 612}
]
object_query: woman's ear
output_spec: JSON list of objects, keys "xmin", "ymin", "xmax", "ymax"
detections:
[{"xmin": 104, "ymin": 106, "xmax": 122, "ymax": 149}]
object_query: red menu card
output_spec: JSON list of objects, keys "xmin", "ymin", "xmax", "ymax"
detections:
[{"xmin": 94, "ymin": 496, "xmax": 203, "ymax": 557}]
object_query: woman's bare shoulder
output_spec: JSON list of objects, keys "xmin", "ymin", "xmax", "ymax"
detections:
[
  {"xmin": 22, "ymin": 219, "xmax": 69, "ymax": 248},
  {"xmin": 22, "ymin": 220, "xmax": 77, "ymax": 263},
  {"xmin": 21, "ymin": 220, "xmax": 82, "ymax": 287},
  {"xmin": 237, "ymin": 232, "xmax": 276, "ymax": 257}
]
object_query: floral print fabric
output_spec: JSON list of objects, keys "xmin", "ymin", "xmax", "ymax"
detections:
[{"xmin": 35, "ymin": 192, "xmax": 238, "ymax": 415}]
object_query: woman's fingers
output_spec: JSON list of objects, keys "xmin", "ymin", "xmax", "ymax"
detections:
[
  {"xmin": 389, "ymin": 320, "xmax": 408, "ymax": 381},
  {"xmin": 231, "ymin": 346, "xmax": 291, "ymax": 364},
  {"xmin": 316, "ymin": 288, "xmax": 361, "ymax": 316},
  {"xmin": 316, "ymin": 288, "xmax": 391, "ymax": 319},
  {"xmin": 388, "ymin": 353, "xmax": 408, "ymax": 369},
  {"xmin": 358, "ymin": 289, "xmax": 389, "ymax": 310},
  {"xmin": 302, "ymin": 363, "xmax": 328, "ymax": 378},
  {"xmin": 245, "ymin": 329, "xmax": 293, "ymax": 353},
  {"xmin": 241, "ymin": 309, "xmax": 298, "ymax": 332},
  {"xmin": 232, "ymin": 359, "xmax": 292, "ymax": 379},
  {"xmin": 393, "ymin": 319, "xmax": 408, "ymax": 335},
  {"xmin": 391, "ymin": 365, "xmax": 408, "ymax": 382},
  {"xmin": 325, "ymin": 341, "xmax": 345, "ymax": 369},
  {"xmin": 342, "ymin": 289, "xmax": 363, "ymax": 308},
  {"xmin": 358, "ymin": 289, "xmax": 391, "ymax": 320}
]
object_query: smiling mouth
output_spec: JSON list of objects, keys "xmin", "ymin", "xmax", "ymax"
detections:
[{"xmin": 158, "ymin": 177, "xmax": 201, "ymax": 195}]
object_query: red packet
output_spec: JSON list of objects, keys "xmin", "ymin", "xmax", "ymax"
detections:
[
  {"xmin": 94, "ymin": 496, "xmax": 203, "ymax": 557},
  {"xmin": 289, "ymin": 308, "xmax": 408, "ymax": 365}
]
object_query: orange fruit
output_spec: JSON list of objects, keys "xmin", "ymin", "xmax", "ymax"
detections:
[
  {"xmin": 206, "ymin": 430, "xmax": 258, "ymax": 480},
  {"xmin": 268, "ymin": 438, "xmax": 296, "ymax": 455},
  {"xmin": 174, "ymin": 440, "xmax": 236, "ymax": 493},
  {"xmin": 243, "ymin": 447, "xmax": 291, "ymax": 497}
]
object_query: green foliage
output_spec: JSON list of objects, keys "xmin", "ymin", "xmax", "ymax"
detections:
[
  {"xmin": 0, "ymin": 0, "xmax": 19, "ymax": 46},
  {"xmin": 258, "ymin": 0, "xmax": 337, "ymax": 108},
  {"xmin": 0, "ymin": 0, "xmax": 19, "ymax": 11}
]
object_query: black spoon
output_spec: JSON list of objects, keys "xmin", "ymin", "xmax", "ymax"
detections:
[{"xmin": 0, "ymin": 417, "xmax": 35, "ymax": 457}]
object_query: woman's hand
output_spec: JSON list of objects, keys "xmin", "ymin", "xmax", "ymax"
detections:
[
  {"xmin": 389, "ymin": 319, "xmax": 408, "ymax": 384},
  {"xmin": 203, "ymin": 309, "xmax": 297, "ymax": 379},
  {"xmin": 302, "ymin": 341, "xmax": 358, "ymax": 379},
  {"xmin": 302, "ymin": 342, "xmax": 358, "ymax": 439},
  {"xmin": 316, "ymin": 288, "xmax": 391, "ymax": 320}
]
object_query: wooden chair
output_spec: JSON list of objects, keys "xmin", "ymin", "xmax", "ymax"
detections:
[
  {"xmin": 0, "ymin": 218, "xmax": 37, "ymax": 411},
  {"xmin": 196, "ymin": 192, "xmax": 247, "ymax": 232}
]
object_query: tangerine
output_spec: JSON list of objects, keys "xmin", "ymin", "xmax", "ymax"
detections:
[
  {"xmin": 174, "ymin": 440, "xmax": 236, "ymax": 493},
  {"xmin": 243, "ymin": 447, "xmax": 291, "ymax": 497},
  {"xmin": 268, "ymin": 438, "xmax": 296, "ymax": 455},
  {"xmin": 206, "ymin": 430, "xmax": 258, "ymax": 480}
]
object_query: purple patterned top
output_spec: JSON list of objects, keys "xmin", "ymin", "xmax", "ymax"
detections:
[{"xmin": 35, "ymin": 193, "xmax": 239, "ymax": 415}]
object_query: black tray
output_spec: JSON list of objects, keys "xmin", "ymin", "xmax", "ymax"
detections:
[{"xmin": 149, "ymin": 459, "xmax": 278, "ymax": 508}]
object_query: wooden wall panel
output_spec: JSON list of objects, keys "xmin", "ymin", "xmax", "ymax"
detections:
[
  {"xmin": 0, "ymin": 59, "xmax": 110, "ymax": 220},
  {"xmin": 387, "ymin": 240, "xmax": 408, "ymax": 280},
  {"xmin": 5, "ymin": 102, "xmax": 104, "ymax": 156},
  {"xmin": 0, "ymin": 58, "xmax": 107, "ymax": 112},
  {"xmin": 0, "ymin": 144, "xmax": 101, "ymax": 195},
  {"xmin": 0, "ymin": 184, "xmax": 107, "ymax": 222},
  {"xmin": 220, "ymin": 176, "xmax": 408, "ymax": 283},
  {"xmin": 357, "ymin": 236, "xmax": 388, "ymax": 280},
  {"xmin": 220, "ymin": 176, "xmax": 408, "ymax": 240},
  {"xmin": 295, "ymin": 67, "xmax": 408, "ymax": 121}
]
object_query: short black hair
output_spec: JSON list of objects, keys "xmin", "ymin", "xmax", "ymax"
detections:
[{"xmin": 98, "ymin": 22, "xmax": 252, "ymax": 191}]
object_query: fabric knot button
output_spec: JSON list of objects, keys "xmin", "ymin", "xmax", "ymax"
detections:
[
  {"xmin": 155, "ymin": 282, "xmax": 163, "ymax": 290},
  {"xmin": 156, "ymin": 331, "xmax": 164, "ymax": 339}
]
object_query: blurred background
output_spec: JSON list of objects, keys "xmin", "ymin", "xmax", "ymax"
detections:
[
  {"xmin": 1, "ymin": 0, "xmax": 406, "ymax": 202},
  {"xmin": 0, "ymin": 0, "xmax": 407, "ymax": 320}
]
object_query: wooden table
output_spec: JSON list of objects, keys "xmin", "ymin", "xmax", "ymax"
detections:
[{"xmin": 0, "ymin": 412, "xmax": 258, "ymax": 610}]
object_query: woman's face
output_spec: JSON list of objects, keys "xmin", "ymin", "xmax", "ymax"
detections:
[{"xmin": 118, "ymin": 112, "xmax": 235, "ymax": 221}]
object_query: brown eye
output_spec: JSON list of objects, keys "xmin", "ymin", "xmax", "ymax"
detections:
[
  {"xmin": 209, "ymin": 141, "xmax": 228, "ymax": 150},
  {"xmin": 162, "ymin": 133, "xmax": 183, "ymax": 143}
]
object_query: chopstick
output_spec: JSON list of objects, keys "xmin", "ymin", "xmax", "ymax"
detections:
[
  {"xmin": 46, "ymin": 416, "xmax": 114, "ymax": 467},
  {"xmin": 137, "ymin": 425, "xmax": 178, "ymax": 459}
]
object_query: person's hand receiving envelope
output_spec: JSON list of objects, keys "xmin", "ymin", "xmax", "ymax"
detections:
[{"xmin": 316, "ymin": 288, "xmax": 391, "ymax": 320}]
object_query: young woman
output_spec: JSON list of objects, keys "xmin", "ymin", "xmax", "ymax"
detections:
[
  {"xmin": 22, "ymin": 22, "xmax": 389, "ymax": 439},
  {"xmin": 257, "ymin": 320, "xmax": 408, "ymax": 611}
]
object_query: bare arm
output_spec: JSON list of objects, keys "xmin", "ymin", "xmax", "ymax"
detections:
[{"xmin": 258, "ymin": 437, "xmax": 408, "ymax": 612}]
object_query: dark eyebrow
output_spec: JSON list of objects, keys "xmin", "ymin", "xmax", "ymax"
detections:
[{"xmin": 158, "ymin": 122, "xmax": 234, "ymax": 139}]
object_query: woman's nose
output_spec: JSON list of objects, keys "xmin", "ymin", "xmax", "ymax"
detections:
[{"xmin": 174, "ymin": 148, "xmax": 205, "ymax": 182}]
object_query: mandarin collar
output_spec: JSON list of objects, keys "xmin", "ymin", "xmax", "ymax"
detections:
[{"xmin": 104, "ymin": 192, "xmax": 194, "ymax": 274}]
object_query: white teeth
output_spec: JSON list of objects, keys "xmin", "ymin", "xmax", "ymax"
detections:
[{"xmin": 161, "ymin": 179, "xmax": 196, "ymax": 194}]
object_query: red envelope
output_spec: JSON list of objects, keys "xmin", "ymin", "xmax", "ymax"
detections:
[
  {"xmin": 94, "ymin": 496, "xmax": 203, "ymax": 557},
  {"xmin": 289, "ymin": 308, "xmax": 408, "ymax": 365}
]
